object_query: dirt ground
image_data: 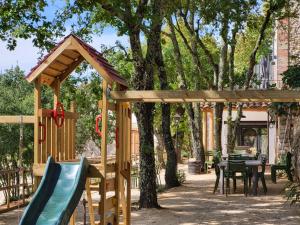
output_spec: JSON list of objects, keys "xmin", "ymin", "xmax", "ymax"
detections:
[
  {"xmin": 0, "ymin": 164, "xmax": 299, "ymax": 225},
  {"xmin": 132, "ymin": 166, "xmax": 300, "ymax": 225}
]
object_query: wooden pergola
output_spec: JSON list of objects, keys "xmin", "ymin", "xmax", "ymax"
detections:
[{"xmin": 110, "ymin": 90, "xmax": 300, "ymax": 103}]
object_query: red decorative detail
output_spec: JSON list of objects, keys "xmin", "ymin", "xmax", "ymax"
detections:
[
  {"xmin": 115, "ymin": 127, "xmax": 119, "ymax": 148},
  {"xmin": 95, "ymin": 114, "xmax": 102, "ymax": 137},
  {"xmin": 52, "ymin": 102, "xmax": 65, "ymax": 128},
  {"xmin": 39, "ymin": 122, "xmax": 46, "ymax": 144}
]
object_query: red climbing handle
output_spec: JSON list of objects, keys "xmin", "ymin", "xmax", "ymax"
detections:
[
  {"xmin": 53, "ymin": 102, "xmax": 65, "ymax": 128},
  {"xmin": 95, "ymin": 114, "xmax": 102, "ymax": 137},
  {"xmin": 38, "ymin": 122, "xmax": 46, "ymax": 144}
]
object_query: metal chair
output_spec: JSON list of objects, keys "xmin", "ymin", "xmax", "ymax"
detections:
[
  {"xmin": 271, "ymin": 152, "xmax": 293, "ymax": 183},
  {"xmin": 225, "ymin": 160, "xmax": 249, "ymax": 196}
]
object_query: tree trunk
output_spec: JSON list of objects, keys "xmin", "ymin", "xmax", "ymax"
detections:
[
  {"xmin": 154, "ymin": 129, "xmax": 166, "ymax": 168},
  {"xmin": 154, "ymin": 20, "xmax": 180, "ymax": 188},
  {"xmin": 213, "ymin": 103, "xmax": 224, "ymax": 152},
  {"xmin": 135, "ymin": 104, "xmax": 159, "ymax": 208},
  {"xmin": 168, "ymin": 17, "xmax": 205, "ymax": 167},
  {"xmin": 226, "ymin": 102, "xmax": 235, "ymax": 153},
  {"xmin": 128, "ymin": 27, "xmax": 159, "ymax": 207}
]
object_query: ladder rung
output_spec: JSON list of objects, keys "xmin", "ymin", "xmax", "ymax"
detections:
[
  {"xmin": 92, "ymin": 203, "xmax": 99, "ymax": 208},
  {"xmin": 90, "ymin": 184, "xmax": 99, "ymax": 191}
]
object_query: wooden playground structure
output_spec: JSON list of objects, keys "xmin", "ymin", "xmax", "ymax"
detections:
[
  {"xmin": 1, "ymin": 34, "xmax": 300, "ymax": 225},
  {"xmin": 1, "ymin": 34, "xmax": 131, "ymax": 225}
]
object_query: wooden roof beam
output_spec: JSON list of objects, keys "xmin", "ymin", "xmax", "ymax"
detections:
[{"xmin": 56, "ymin": 56, "xmax": 85, "ymax": 84}]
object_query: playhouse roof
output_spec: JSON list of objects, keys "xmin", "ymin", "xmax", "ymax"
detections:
[{"xmin": 26, "ymin": 34, "xmax": 128, "ymax": 88}]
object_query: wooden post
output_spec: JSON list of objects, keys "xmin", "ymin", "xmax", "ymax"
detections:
[
  {"xmin": 7, "ymin": 173, "xmax": 10, "ymax": 209},
  {"xmin": 126, "ymin": 104, "xmax": 131, "ymax": 225},
  {"xmin": 53, "ymin": 79, "xmax": 61, "ymax": 161},
  {"xmin": 115, "ymin": 102, "xmax": 121, "ymax": 224},
  {"xmin": 100, "ymin": 80, "xmax": 109, "ymax": 225},
  {"xmin": 70, "ymin": 209, "xmax": 77, "ymax": 225},
  {"xmin": 85, "ymin": 179, "xmax": 95, "ymax": 225},
  {"xmin": 22, "ymin": 169, "xmax": 25, "ymax": 204},
  {"xmin": 70, "ymin": 102, "xmax": 76, "ymax": 159},
  {"xmin": 34, "ymin": 78, "xmax": 41, "ymax": 190}
]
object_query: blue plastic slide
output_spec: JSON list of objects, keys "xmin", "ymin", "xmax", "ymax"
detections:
[{"xmin": 19, "ymin": 156, "xmax": 89, "ymax": 225}]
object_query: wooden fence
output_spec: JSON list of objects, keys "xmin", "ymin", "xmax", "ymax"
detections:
[{"xmin": 0, "ymin": 168, "xmax": 33, "ymax": 213}]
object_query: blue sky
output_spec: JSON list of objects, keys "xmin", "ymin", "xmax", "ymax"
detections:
[{"xmin": 0, "ymin": 1, "xmax": 129, "ymax": 74}]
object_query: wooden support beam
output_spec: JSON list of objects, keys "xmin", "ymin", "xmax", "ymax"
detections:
[
  {"xmin": 0, "ymin": 116, "xmax": 34, "ymax": 124},
  {"xmin": 58, "ymin": 56, "xmax": 84, "ymax": 83},
  {"xmin": 110, "ymin": 90, "xmax": 300, "ymax": 102},
  {"xmin": 38, "ymin": 109, "xmax": 79, "ymax": 119},
  {"xmin": 33, "ymin": 79, "xmax": 41, "ymax": 190},
  {"xmin": 98, "ymin": 100, "xmax": 116, "ymax": 111},
  {"xmin": 100, "ymin": 80, "xmax": 109, "ymax": 225}
]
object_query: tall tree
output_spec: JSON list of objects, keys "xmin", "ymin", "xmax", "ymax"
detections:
[
  {"xmin": 0, "ymin": 0, "xmax": 163, "ymax": 208},
  {"xmin": 227, "ymin": 0, "xmax": 287, "ymax": 152},
  {"xmin": 166, "ymin": 17, "xmax": 206, "ymax": 167}
]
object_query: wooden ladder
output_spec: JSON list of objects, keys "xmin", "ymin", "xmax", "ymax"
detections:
[{"xmin": 85, "ymin": 171, "xmax": 119, "ymax": 225}]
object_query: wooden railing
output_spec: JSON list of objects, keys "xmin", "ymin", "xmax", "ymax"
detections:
[
  {"xmin": 37, "ymin": 103, "xmax": 78, "ymax": 163},
  {"xmin": 0, "ymin": 168, "xmax": 33, "ymax": 213}
]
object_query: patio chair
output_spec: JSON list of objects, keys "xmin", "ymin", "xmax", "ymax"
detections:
[
  {"xmin": 271, "ymin": 152, "xmax": 293, "ymax": 183},
  {"xmin": 205, "ymin": 150, "xmax": 214, "ymax": 173},
  {"xmin": 228, "ymin": 154, "xmax": 242, "ymax": 160},
  {"xmin": 225, "ymin": 160, "xmax": 249, "ymax": 196}
]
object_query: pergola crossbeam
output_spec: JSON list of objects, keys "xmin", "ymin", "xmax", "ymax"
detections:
[{"xmin": 110, "ymin": 90, "xmax": 300, "ymax": 103}]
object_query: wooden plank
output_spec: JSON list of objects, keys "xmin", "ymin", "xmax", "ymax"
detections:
[
  {"xmin": 65, "ymin": 118, "xmax": 70, "ymax": 161},
  {"xmin": 0, "ymin": 116, "xmax": 34, "ymax": 124},
  {"xmin": 86, "ymin": 178, "xmax": 96, "ymax": 225},
  {"xmin": 34, "ymin": 79, "xmax": 41, "ymax": 190},
  {"xmin": 56, "ymin": 54, "xmax": 74, "ymax": 64},
  {"xmin": 60, "ymin": 118, "xmax": 65, "ymax": 161},
  {"xmin": 70, "ymin": 102, "xmax": 76, "ymax": 159},
  {"xmin": 51, "ymin": 117, "xmax": 57, "ymax": 161},
  {"xmin": 44, "ymin": 67, "xmax": 60, "ymax": 76},
  {"xmin": 110, "ymin": 90, "xmax": 300, "ymax": 102},
  {"xmin": 105, "ymin": 196, "xmax": 116, "ymax": 211},
  {"xmin": 106, "ymin": 178, "xmax": 115, "ymax": 192},
  {"xmin": 62, "ymin": 49, "xmax": 81, "ymax": 58},
  {"xmin": 57, "ymin": 56, "xmax": 84, "ymax": 84},
  {"xmin": 46, "ymin": 117, "xmax": 51, "ymax": 159},
  {"xmin": 41, "ymin": 117, "xmax": 47, "ymax": 163},
  {"xmin": 38, "ymin": 109, "xmax": 79, "ymax": 119}
]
